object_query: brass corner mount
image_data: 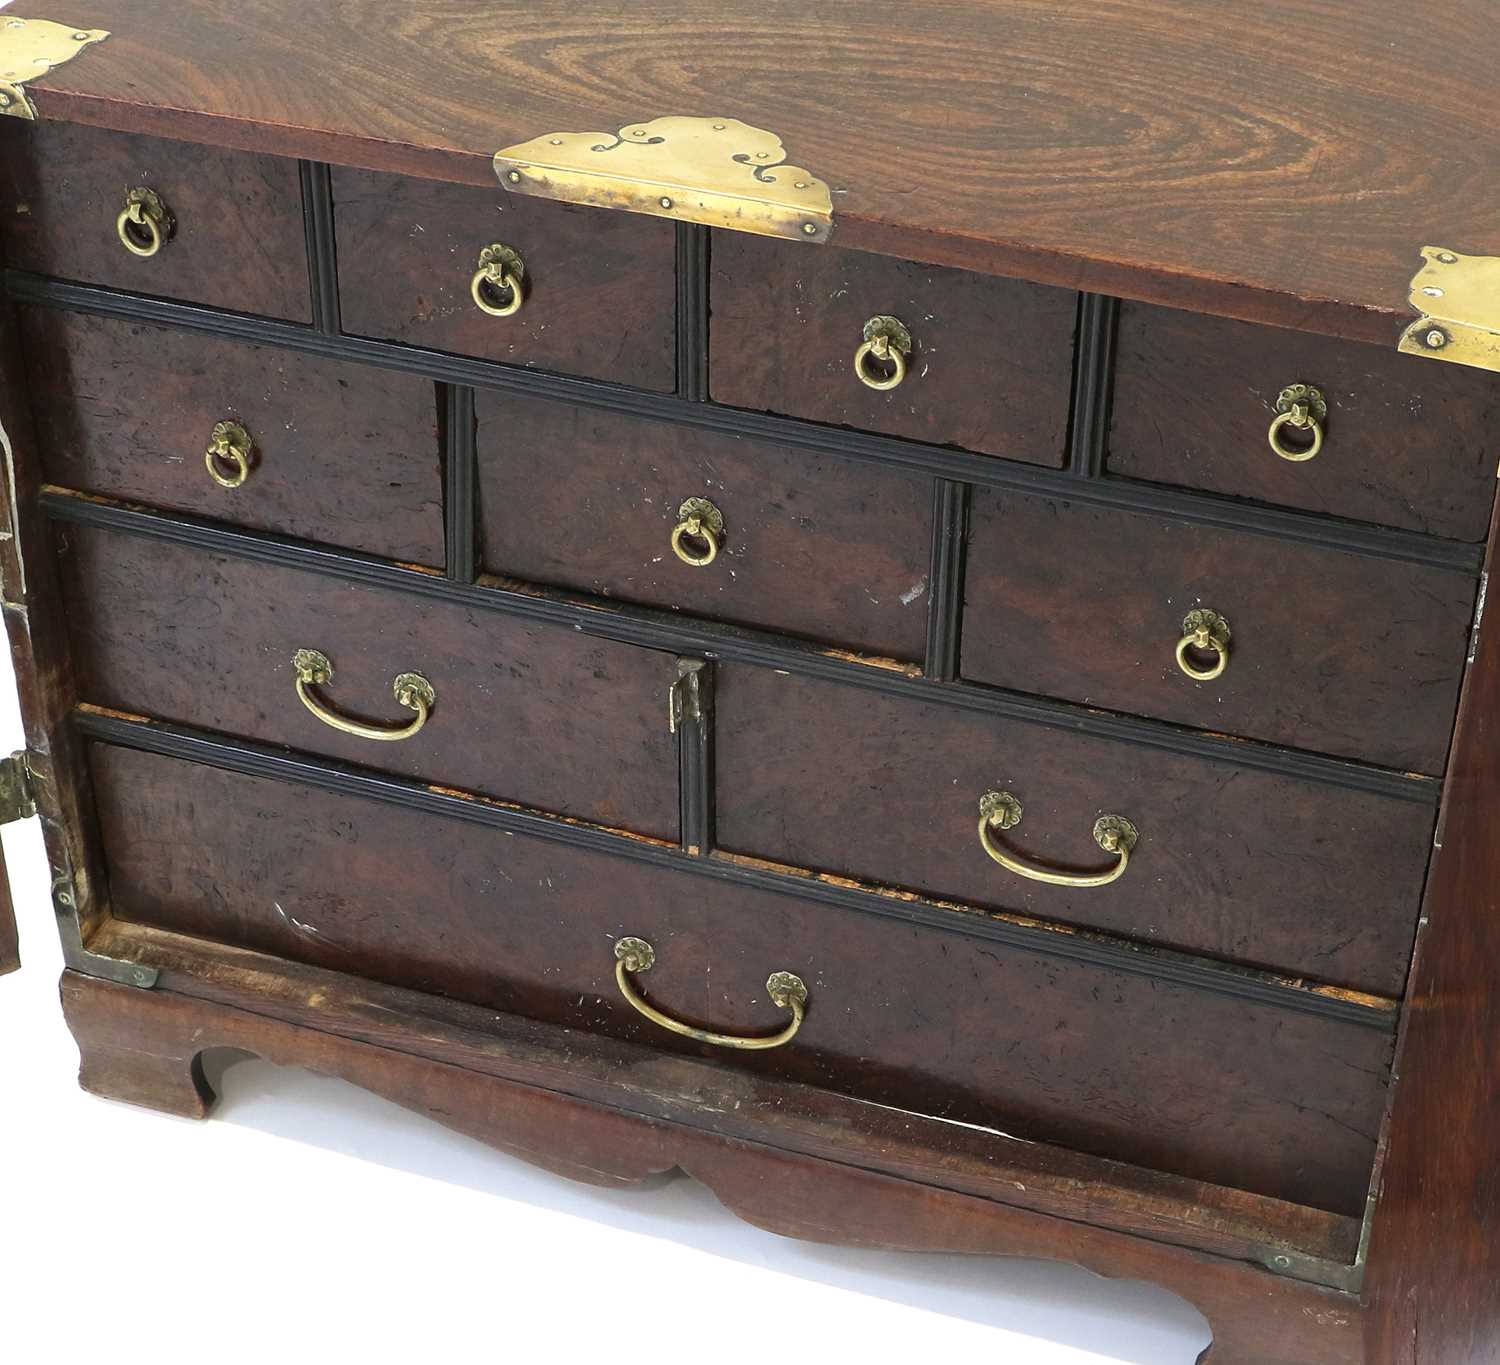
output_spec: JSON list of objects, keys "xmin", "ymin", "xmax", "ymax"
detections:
[
  {"xmin": 493, "ymin": 115, "xmax": 833, "ymax": 243},
  {"xmin": 0, "ymin": 15, "xmax": 108, "ymax": 120},
  {"xmin": 1398, "ymin": 246, "xmax": 1500, "ymax": 375}
]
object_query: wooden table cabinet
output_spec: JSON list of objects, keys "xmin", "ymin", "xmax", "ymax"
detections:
[{"xmin": 2, "ymin": 6, "xmax": 1498, "ymax": 1362}]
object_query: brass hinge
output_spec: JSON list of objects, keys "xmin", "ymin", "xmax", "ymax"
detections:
[
  {"xmin": 495, "ymin": 116, "xmax": 833, "ymax": 243},
  {"xmin": 0, "ymin": 749, "xmax": 36, "ymax": 825},
  {"xmin": 0, "ymin": 16, "xmax": 109, "ymax": 121},
  {"xmin": 1398, "ymin": 247, "xmax": 1500, "ymax": 375}
]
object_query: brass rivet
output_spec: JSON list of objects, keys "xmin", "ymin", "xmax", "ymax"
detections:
[
  {"xmin": 659, "ymin": 196, "xmax": 673, "ymax": 209},
  {"xmin": 0, "ymin": 94, "xmax": 9, "ymax": 107},
  {"xmin": 549, "ymin": 138, "xmax": 562, "ymax": 145},
  {"xmin": 1436, "ymin": 252, "xmax": 1458, "ymax": 264},
  {"xmin": 632, "ymin": 129, "xmax": 647, "ymax": 136},
  {"xmin": 802, "ymin": 223, "xmax": 817, "ymax": 235},
  {"xmin": 794, "ymin": 181, "xmax": 808, "ymax": 189},
  {"xmin": 755, "ymin": 151, "xmax": 770, "ymax": 159},
  {"xmin": 1426, "ymin": 329, "xmax": 1448, "ymax": 349},
  {"xmin": 712, "ymin": 123, "xmax": 726, "ymax": 130},
  {"xmin": 507, "ymin": 170, "xmax": 521, "ymax": 183},
  {"xmin": 73, "ymin": 31, "xmax": 91, "ymax": 40},
  {"xmin": 1422, "ymin": 286, "xmax": 1445, "ymax": 297}
]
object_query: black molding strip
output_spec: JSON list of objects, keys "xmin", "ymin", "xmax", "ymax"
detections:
[
  {"xmin": 6, "ymin": 270, "xmax": 1481, "ymax": 577},
  {"xmin": 1068, "ymin": 294, "xmax": 1119, "ymax": 478},
  {"xmin": 675, "ymin": 657, "xmax": 715, "ymax": 854},
  {"xmin": 73, "ymin": 707, "xmax": 1398, "ymax": 1032},
  {"xmin": 297, "ymin": 162, "xmax": 341, "ymax": 335},
  {"xmin": 441, "ymin": 384, "xmax": 477, "ymax": 582},
  {"xmin": 924, "ymin": 480, "xmax": 969, "ymax": 681},
  {"xmin": 41, "ymin": 486, "xmax": 1442, "ymax": 805},
  {"xmin": 675, "ymin": 224, "xmax": 710, "ymax": 401}
]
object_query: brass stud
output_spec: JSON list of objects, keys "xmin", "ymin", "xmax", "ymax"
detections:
[
  {"xmin": 1426, "ymin": 329, "xmax": 1448, "ymax": 349},
  {"xmin": 1436, "ymin": 251, "xmax": 1458, "ymax": 264},
  {"xmin": 659, "ymin": 196, "xmax": 673, "ymax": 209},
  {"xmin": 802, "ymin": 223, "xmax": 818, "ymax": 235},
  {"xmin": 507, "ymin": 170, "xmax": 521, "ymax": 183}
]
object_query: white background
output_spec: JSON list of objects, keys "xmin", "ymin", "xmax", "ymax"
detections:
[{"xmin": 0, "ymin": 674, "xmax": 1212, "ymax": 1364}]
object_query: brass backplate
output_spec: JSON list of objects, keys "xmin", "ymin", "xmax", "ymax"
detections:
[
  {"xmin": 0, "ymin": 16, "xmax": 108, "ymax": 120},
  {"xmin": 1398, "ymin": 246, "xmax": 1500, "ymax": 375},
  {"xmin": 494, "ymin": 115, "xmax": 833, "ymax": 243}
]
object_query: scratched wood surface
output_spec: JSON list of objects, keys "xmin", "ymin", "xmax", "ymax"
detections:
[
  {"xmin": 87, "ymin": 742, "xmax": 1389, "ymax": 1214},
  {"xmin": 16, "ymin": 0, "xmax": 1500, "ymax": 343}
]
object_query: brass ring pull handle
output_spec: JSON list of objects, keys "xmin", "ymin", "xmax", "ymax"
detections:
[
  {"xmin": 670, "ymin": 497, "xmax": 725, "ymax": 567},
  {"xmin": 116, "ymin": 187, "xmax": 173, "ymax": 258},
  {"xmin": 978, "ymin": 790, "xmax": 1138, "ymax": 888},
  {"xmin": 613, "ymin": 937, "xmax": 808, "ymax": 1051},
  {"xmin": 1175, "ymin": 608, "xmax": 1231, "ymax": 682},
  {"xmin": 292, "ymin": 648, "xmax": 436, "ymax": 742},
  {"xmin": 470, "ymin": 242, "xmax": 526, "ymax": 317},
  {"xmin": 854, "ymin": 314, "xmax": 913, "ymax": 391},
  {"xmin": 1267, "ymin": 384, "xmax": 1327, "ymax": 462},
  {"xmin": 204, "ymin": 420, "xmax": 253, "ymax": 490}
]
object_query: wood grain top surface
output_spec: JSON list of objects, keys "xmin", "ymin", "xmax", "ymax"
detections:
[{"xmin": 14, "ymin": 0, "xmax": 1500, "ymax": 341}]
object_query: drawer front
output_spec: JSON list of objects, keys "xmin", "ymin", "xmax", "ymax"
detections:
[
  {"xmin": 476, "ymin": 392, "xmax": 935, "ymax": 660},
  {"xmin": 332, "ymin": 167, "xmax": 676, "ymax": 391},
  {"xmin": 962, "ymin": 490, "xmax": 1474, "ymax": 774},
  {"xmin": 26, "ymin": 309, "xmax": 444, "ymax": 565},
  {"xmin": 714, "ymin": 667, "xmax": 1431, "ymax": 997},
  {"xmin": 710, "ymin": 234, "xmax": 1075, "ymax": 464},
  {"xmin": 58, "ymin": 529, "xmax": 679, "ymax": 839},
  {"xmin": 0, "ymin": 122, "xmax": 311, "ymax": 321},
  {"xmin": 93, "ymin": 743, "xmax": 1390, "ymax": 1215},
  {"xmin": 1109, "ymin": 302, "xmax": 1500, "ymax": 542}
]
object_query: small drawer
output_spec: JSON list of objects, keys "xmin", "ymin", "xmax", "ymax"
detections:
[
  {"xmin": 710, "ymin": 233, "xmax": 1076, "ymax": 464},
  {"xmin": 476, "ymin": 392, "xmax": 935, "ymax": 660},
  {"xmin": 331, "ymin": 167, "xmax": 676, "ymax": 391},
  {"xmin": 58, "ymin": 528, "xmax": 680, "ymax": 839},
  {"xmin": 1109, "ymin": 302, "xmax": 1500, "ymax": 541},
  {"xmin": 961, "ymin": 490, "xmax": 1475, "ymax": 774},
  {"xmin": 25, "ymin": 309, "xmax": 443, "ymax": 565},
  {"xmin": 93, "ymin": 742, "xmax": 1390, "ymax": 1215},
  {"xmin": 0, "ymin": 122, "xmax": 311, "ymax": 321},
  {"xmin": 714, "ymin": 666, "xmax": 1432, "ymax": 997}
]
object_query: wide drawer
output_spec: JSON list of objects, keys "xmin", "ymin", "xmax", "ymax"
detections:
[
  {"xmin": 332, "ymin": 167, "xmax": 676, "ymax": 391},
  {"xmin": 714, "ymin": 666, "xmax": 1432, "ymax": 997},
  {"xmin": 25, "ymin": 309, "xmax": 444, "ymax": 565},
  {"xmin": 57, "ymin": 528, "xmax": 680, "ymax": 839},
  {"xmin": 0, "ymin": 122, "xmax": 311, "ymax": 321},
  {"xmin": 1109, "ymin": 301, "xmax": 1500, "ymax": 542},
  {"xmin": 91, "ymin": 742, "xmax": 1390, "ymax": 1215},
  {"xmin": 476, "ymin": 391, "xmax": 935, "ymax": 660},
  {"xmin": 961, "ymin": 489, "xmax": 1475, "ymax": 774},
  {"xmin": 709, "ymin": 233, "xmax": 1075, "ymax": 464}
]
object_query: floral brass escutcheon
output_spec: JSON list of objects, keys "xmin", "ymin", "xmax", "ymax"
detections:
[
  {"xmin": 494, "ymin": 115, "xmax": 833, "ymax": 242},
  {"xmin": 0, "ymin": 16, "xmax": 108, "ymax": 120}
]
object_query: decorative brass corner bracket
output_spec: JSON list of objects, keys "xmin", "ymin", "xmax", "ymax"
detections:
[
  {"xmin": 1398, "ymin": 246, "xmax": 1500, "ymax": 375},
  {"xmin": 494, "ymin": 115, "xmax": 833, "ymax": 243},
  {"xmin": 0, "ymin": 15, "xmax": 107, "ymax": 120}
]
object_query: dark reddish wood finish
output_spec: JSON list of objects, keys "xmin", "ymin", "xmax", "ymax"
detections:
[
  {"xmin": 714, "ymin": 666, "xmax": 1432, "ymax": 996},
  {"xmin": 331, "ymin": 167, "xmax": 676, "ymax": 391},
  {"xmin": 1109, "ymin": 303, "xmax": 1500, "ymax": 543},
  {"xmin": 23, "ymin": 309, "xmax": 444, "ymax": 564},
  {"xmin": 88, "ymin": 743, "xmax": 1387, "ymax": 1215},
  {"xmin": 476, "ymin": 391, "xmax": 935, "ymax": 660},
  {"xmin": 62, "ymin": 961, "xmax": 1366, "ymax": 1364},
  {"xmin": 710, "ymin": 233, "xmax": 1075, "ymax": 463},
  {"xmin": 1363, "ymin": 497, "xmax": 1500, "ymax": 1364},
  {"xmin": 57, "ymin": 529, "xmax": 681, "ymax": 839},
  {"xmin": 28, "ymin": 2, "xmax": 1500, "ymax": 348},
  {"xmin": 962, "ymin": 490, "xmax": 1476, "ymax": 774},
  {"xmin": 0, "ymin": 120, "xmax": 310, "ymax": 321}
]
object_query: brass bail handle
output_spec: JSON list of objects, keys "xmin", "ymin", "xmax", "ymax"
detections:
[
  {"xmin": 854, "ymin": 314, "xmax": 913, "ymax": 391},
  {"xmin": 292, "ymin": 648, "xmax": 436, "ymax": 742},
  {"xmin": 1267, "ymin": 384, "xmax": 1327, "ymax": 462},
  {"xmin": 471, "ymin": 242, "xmax": 526, "ymax": 317},
  {"xmin": 613, "ymin": 937, "xmax": 808, "ymax": 1050},
  {"xmin": 671, "ymin": 497, "xmax": 725, "ymax": 567},
  {"xmin": 977, "ymin": 790, "xmax": 1138, "ymax": 888},
  {"xmin": 204, "ymin": 420, "xmax": 253, "ymax": 490},
  {"xmin": 116, "ymin": 187, "xmax": 173, "ymax": 258},
  {"xmin": 1175, "ymin": 608, "xmax": 1231, "ymax": 682}
]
